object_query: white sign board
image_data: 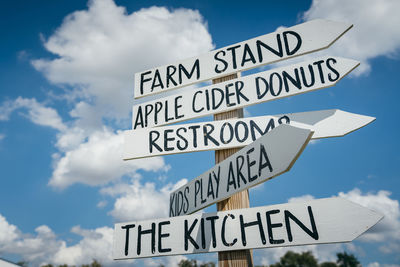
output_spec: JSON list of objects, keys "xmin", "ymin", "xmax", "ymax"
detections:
[
  {"xmin": 132, "ymin": 56, "xmax": 359, "ymax": 130},
  {"xmin": 169, "ymin": 124, "xmax": 313, "ymax": 216},
  {"xmin": 134, "ymin": 19, "xmax": 352, "ymax": 98},
  {"xmin": 124, "ymin": 109, "xmax": 374, "ymax": 160},
  {"xmin": 113, "ymin": 198, "xmax": 383, "ymax": 259}
]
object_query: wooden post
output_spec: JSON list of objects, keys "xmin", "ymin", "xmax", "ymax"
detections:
[{"xmin": 213, "ymin": 73, "xmax": 253, "ymax": 267}]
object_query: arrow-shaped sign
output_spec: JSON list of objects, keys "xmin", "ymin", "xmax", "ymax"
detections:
[
  {"xmin": 134, "ymin": 19, "xmax": 352, "ymax": 99},
  {"xmin": 124, "ymin": 109, "xmax": 374, "ymax": 160},
  {"xmin": 113, "ymin": 198, "xmax": 383, "ymax": 259},
  {"xmin": 132, "ymin": 56, "xmax": 359, "ymax": 130},
  {"xmin": 169, "ymin": 124, "xmax": 313, "ymax": 217}
]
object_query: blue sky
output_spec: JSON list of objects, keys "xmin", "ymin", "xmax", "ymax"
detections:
[{"xmin": 0, "ymin": 0, "xmax": 399, "ymax": 266}]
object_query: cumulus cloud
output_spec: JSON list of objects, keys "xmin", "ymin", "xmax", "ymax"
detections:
[
  {"xmin": 103, "ymin": 178, "xmax": 187, "ymax": 221},
  {"xmin": 32, "ymin": 0, "xmax": 213, "ymax": 123},
  {"xmin": 300, "ymin": 0, "xmax": 400, "ymax": 75},
  {"xmin": 0, "ymin": 97, "xmax": 66, "ymax": 131},
  {"xmin": 49, "ymin": 128, "xmax": 169, "ymax": 189}
]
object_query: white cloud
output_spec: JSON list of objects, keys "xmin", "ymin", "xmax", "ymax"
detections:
[
  {"xmin": 0, "ymin": 97, "xmax": 66, "ymax": 131},
  {"xmin": 49, "ymin": 128, "xmax": 169, "ymax": 189},
  {"xmin": 301, "ymin": 0, "xmax": 400, "ymax": 75},
  {"xmin": 104, "ymin": 178, "xmax": 187, "ymax": 221},
  {"xmin": 32, "ymin": 0, "xmax": 213, "ymax": 124}
]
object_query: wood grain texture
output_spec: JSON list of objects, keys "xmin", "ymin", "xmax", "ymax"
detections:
[{"xmin": 213, "ymin": 73, "xmax": 254, "ymax": 267}]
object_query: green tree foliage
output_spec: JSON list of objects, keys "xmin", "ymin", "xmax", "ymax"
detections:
[
  {"xmin": 336, "ymin": 252, "xmax": 361, "ymax": 267},
  {"xmin": 177, "ymin": 259, "xmax": 215, "ymax": 267},
  {"xmin": 269, "ymin": 251, "xmax": 318, "ymax": 267},
  {"xmin": 320, "ymin": 262, "xmax": 338, "ymax": 267}
]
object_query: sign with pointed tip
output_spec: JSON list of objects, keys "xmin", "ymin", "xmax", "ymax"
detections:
[
  {"xmin": 131, "ymin": 56, "xmax": 359, "ymax": 130},
  {"xmin": 123, "ymin": 109, "xmax": 374, "ymax": 160},
  {"xmin": 134, "ymin": 19, "xmax": 353, "ymax": 99},
  {"xmin": 113, "ymin": 198, "xmax": 383, "ymax": 260},
  {"xmin": 169, "ymin": 124, "xmax": 313, "ymax": 217}
]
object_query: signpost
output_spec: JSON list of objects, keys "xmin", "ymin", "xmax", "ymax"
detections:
[
  {"xmin": 124, "ymin": 109, "xmax": 375, "ymax": 160},
  {"xmin": 134, "ymin": 19, "xmax": 352, "ymax": 99},
  {"xmin": 115, "ymin": 18, "xmax": 381, "ymax": 267},
  {"xmin": 113, "ymin": 198, "xmax": 383, "ymax": 259},
  {"xmin": 132, "ymin": 56, "xmax": 359, "ymax": 130},
  {"xmin": 169, "ymin": 124, "xmax": 313, "ymax": 217}
]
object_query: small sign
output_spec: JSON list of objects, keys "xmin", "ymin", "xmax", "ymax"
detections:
[
  {"xmin": 134, "ymin": 19, "xmax": 352, "ymax": 99},
  {"xmin": 132, "ymin": 56, "xmax": 359, "ymax": 130},
  {"xmin": 124, "ymin": 109, "xmax": 374, "ymax": 160},
  {"xmin": 113, "ymin": 198, "xmax": 382, "ymax": 259},
  {"xmin": 169, "ymin": 124, "xmax": 313, "ymax": 216}
]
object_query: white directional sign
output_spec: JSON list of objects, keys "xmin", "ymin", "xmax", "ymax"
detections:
[
  {"xmin": 113, "ymin": 198, "xmax": 383, "ymax": 259},
  {"xmin": 132, "ymin": 56, "xmax": 359, "ymax": 130},
  {"xmin": 169, "ymin": 124, "xmax": 313, "ymax": 216},
  {"xmin": 134, "ymin": 19, "xmax": 352, "ymax": 99},
  {"xmin": 124, "ymin": 109, "xmax": 375, "ymax": 160}
]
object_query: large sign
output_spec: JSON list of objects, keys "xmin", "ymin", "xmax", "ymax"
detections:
[
  {"xmin": 169, "ymin": 124, "xmax": 313, "ymax": 217},
  {"xmin": 124, "ymin": 109, "xmax": 375, "ymax": 160},
  {"xmin": 113, "ymin": 198, "xmax": 382, "ymax": 259},
  {"xmin": 134, "ymin": 19, "xmax": 352, "ymax": 99},
  {"xmin": 132, "ymin": 56, "xmax": 359, "ymax": 130}
]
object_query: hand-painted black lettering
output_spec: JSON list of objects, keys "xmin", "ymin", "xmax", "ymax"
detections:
[
  {"xmin": 225, "ymin": 83, "xmax": 236, "ymax": 107},
  {"xmin": 179, "ymin": 59, "xmax": 200, "ymax": 84},
  {"xmin": 149, "ymin": 131, "xmax": 162, "ymax": 153},
  {"xmin": 283, "ymin": 31, "xmax": 302, "ymax": 56},
  {"xmin": 211, "ymin": 88, "xmax": 224, "ymax": 110},
  {"xmin": 164, "ymin": 129, "xmax": 174, "ymax": 152},
  {"xmin": 121, "ymin": 224, "xmax": 135, "ymax": 256},
  {"xmin": 221, "ymin": 214, "xmax": 237, "ymax": 247},
  {"xmin": 184, "ymin": 219, "xmax": 199, "ymax": 250},
  {"xmin": 207, "ymin": 173, "xmax": 215, "ymax": 200},
  {"xmin": 192, "ymin": 91, "xmax": 204, "ymax": 113},
  {"xmin": 144, "ymin": 104, "xmax": 154, "ymax": 127},
  {"xmin": 151, "ymin": 69, "xmax": 164, "ymax": 91},
  {"xmin": 256, "ymin": 76, "xmax": 269, "ymax": 99},
  {"xmin": 176, "ymin": 127, "xmax": 188, "ymax": 151},
  {"xmin": 266, "ymin": 209, "xmax": 284, "ymax": 244},
  {"xmin": 241, "ymin": 43, "xmax": 256, "ymax": 67},
  {"xmin": 213, "ymin": 166, "xmax": 220, "ymax": 198},
  {"xmin": 236, "ymin": 155, "xmax": 246, "ymax": 188},
  {"xmin": 259, "ymin": 144, "xmax": 273, "ymax": 177},
  {"xmin": 164, "ymin": 100, "xmax": 174, "ymax": 123},
  {"xmin": 137, "ymin": 223, "xmax": 156, "ymax": 255},
  {"xmin": 169, "ymin": 193, "xmax": 175, "ymax": 217},
  {"xmin": 188, "ymin": 125, "xmax": 200, "ymax": 148},
  {"xmin": 282, "ymin": 69, "xmax": 301, "ymax": 92},
  {"xmin": 278, "ymin": 115, "xmax": 290, "ymax": 125},
  {"xmin": 246, "ymin": 147, "xmax": 257, "ymax": 182},
  {"xmin": 300, "ymin": 65, "xmax": 315, "ymax": 87},
  {"xmin": 249, "ymin": 119, "xmax": 275, "ymax": 141},
  {"xmin": 313, "ymin": 60, "xmax": 325, "ymax": 84},
  {"xmin": 226, "ymin": 45, "xmax": 241, "ymax": 70},
  {"xmin": 326, "ymin": 57, "xmax": 340, "ymax": 82},
  {"xmin": 206, "ymin": 215, "xmax": 219, "ymax": 248},
  {"xmin": 235, "ymin": 121, "xmax": 249, "ymax": 143},
  {"xmin": 194, "ymin": 180, "xmax": 200, "ymax": 208},
  {"xmin": 183, "ymin": 187, "xmax": 189, "ymax": 213},
  {"xmin": 154, "ymin": 101, "xmax": 163, "ymax": 125},
  {"xmin": 240, "ymin": 212, "xmax": 266, "ymax": 246},
  {"xmin": 166, "ymin": 65, "xmax": 177, "ymax": 88},
  {"xmin": 214, "ymin": 50, "xmax": 228, "ymax": 73},
  {"xmin": 234, "ymin": 81, "xmax": 248, "ymax": 104},
  {"xmin": 133, "ymin": 106, "xmax": 144, "ymax": 129},
  {"xmin": 176, "ymin": 191, "xmax": 184, "ymax": 216},
  {"xmin": 158, "ymin": 221, "xmax": 172, "ymax": 253},
  {"xmin": 269, "ymin": 72, "xmax": 283, "ymax": 96},
  {"xmin": 284, "ymin": 206, "xmax": 319, "ymax": 242},
  {"xmin": 200, "ymin": 218, "xmax": 206, "ymax": 249},
  {"xmin": 256, "ymin": 36, "xmax": 283, "ymax": 62},
  {"xmin": 220, "ymin": 122, "xmax": 234, "ymax": 144},
  {"xmin": 203, "ymin": 124, "xmax": 219, "ymax": 146},
  {"xmin": 174, "ymin": 96, "xmax": 184, "ymax": 120},
  {"xmin": 227, "ymin": 161, "xmax": 237, "ymax": 192},
  {"xmin": 140, "ymin": 71, "xmax": 152, "ymax": 95}
]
